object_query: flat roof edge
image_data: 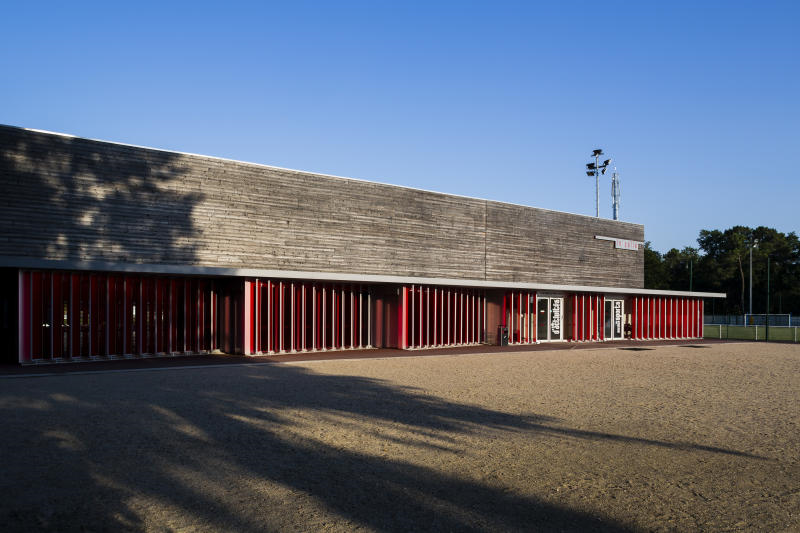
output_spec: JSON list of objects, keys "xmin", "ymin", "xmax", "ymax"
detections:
[{"xmin": 1, "ymin": 256, "xmax": 726, "ymax": 298}]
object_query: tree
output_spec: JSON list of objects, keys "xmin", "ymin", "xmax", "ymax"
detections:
[
  {"xmin": 697, "ymin": 226, "xmax": 752, "ymax": 314},
  {"xmin": 645, "ymin": 226, "xmax": 800, "ymax": 315},
  {"xmin": 643, "ymin": 242, "xmax": 668, "ymax": 289}
]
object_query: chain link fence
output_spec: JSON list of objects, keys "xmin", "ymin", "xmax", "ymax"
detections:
[
  {"xmin": 704, "ymin": 314, "xmax": 799, "ymax": 327},
  {"xmin": 703, "ymin": 323, "xmax": 800, "ymax": 343}
]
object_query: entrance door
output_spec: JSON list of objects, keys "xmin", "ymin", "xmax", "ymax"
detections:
[
  {"xmin": 536, "ymin": 297, "xmax": 563, "ymax": 342},
  {"xmin": 604, "ymin": 299, "xmax": 624, "ymax": 340}
]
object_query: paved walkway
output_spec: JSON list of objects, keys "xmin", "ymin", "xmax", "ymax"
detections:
[{"xmin": 0, "ymin": 338, "xmax": 727, "ymax": 376}]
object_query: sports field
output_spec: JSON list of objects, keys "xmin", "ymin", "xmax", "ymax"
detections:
[{"xmin": 1, "ymin": 342, "xmax": 798, "ymax": 531}]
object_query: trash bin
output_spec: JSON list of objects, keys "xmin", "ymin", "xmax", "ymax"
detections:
[{"xmin": 497, "ymin": 326, "xmax": 509, "ymax": 346}]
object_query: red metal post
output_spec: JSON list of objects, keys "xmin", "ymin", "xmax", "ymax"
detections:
[{"xmin": 399, "ymin": 286, "xmax": 408, "ymax": 349}]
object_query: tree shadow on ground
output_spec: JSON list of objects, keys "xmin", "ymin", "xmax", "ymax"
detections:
[{"xmin": 0, "ymin": 363, "xmax": 768, "ymax": 532}]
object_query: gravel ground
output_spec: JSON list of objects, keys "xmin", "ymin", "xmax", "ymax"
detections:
[{"xmin": 0, "ymin": 342, "xmax": 798, "ymax": 532}]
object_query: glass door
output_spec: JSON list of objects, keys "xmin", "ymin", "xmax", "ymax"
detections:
[
  {"xmin": 537, "ymin": 297, "xmax": 564, "ymax": 342},
  {"xmin": 537, "ymin": 298, "xmax": 548, "ymax": 340},
  {"xmin": 604, "ymin": 299, "xmax": 624, "ymax": 340}
]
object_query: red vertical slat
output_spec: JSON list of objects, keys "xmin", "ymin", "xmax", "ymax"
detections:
[
  {"xmin": 571, "ymin": 294, "xmax": 577, "ymax": 341},
  {"xmin": 681, "ymin": 298, "xmax": 688, "ymax": 339},
  {"xmin": 419, "ymin": 286, "xmax": 423, "ymax": 348},
  {"xmin": 599, "ymin": 295, "xmax": 605, "ymax": 341},
  {"xmin": 398, "ymin": 286, "xmax": 408, "ymax": 349},
  {"xmin": 679, "ymin": 298, "xmax": 684, "ymax": 338},
  {"xmin": 433, "ymin": 287, "xmax": 438, "ymax": 346},
  {"xmin": 316, "ymin": 284, "xmax": 322, "ymax": 350},
  {"xmin": 699, "ymin": 300, "xmax": 704, "ymax": 338},
  {"xmin": 111, "ymin": 276, "xmax": 121, "ymax": 355},
  {"xmin": 19, "ymin": 271, "xmax": 31, "ymax": 363}
]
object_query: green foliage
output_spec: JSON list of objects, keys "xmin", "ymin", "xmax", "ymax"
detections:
[{"xmin": 645, "ymin": 226, "xmax": 800, "ymax": 314}]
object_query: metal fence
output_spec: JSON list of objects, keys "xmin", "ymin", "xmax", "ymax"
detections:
[
  {"xmin": 704, "ymin": 314, "xmax": 799, "ymax": 327},
  {"xmin": 703, "ymin": 324, "xmax": 800, "ymax": 343}
]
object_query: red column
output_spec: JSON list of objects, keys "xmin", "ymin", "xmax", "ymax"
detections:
[
  {"xmin": 642, "ymin": 297, "xmax": 648, "ymax": 339},
  {"xmin": 243, "ymin": 280, "xmax": 252, "ymax": 355},
  {"xmin": 699, "ymin": 300, "xmax": 704, "ymax": 338},
  {"xmin": 594, "ymin": 295, "xmax": 599, "ymax": 341},
  {"xmin": 599, "ymin": 295, "xmax": 605, "ymax": 341},
  {"xmin": 433, "ymin": 288, "xmax": 438, "ymax": 346},
  {"xmin": 572, "ymin": 294, "xmax": 578, "ymax": 341},
  {"xmin": 682, "ymin": 298, "xmax": 687, "ymax": 338},
  {"xmin": 419, "ymin": 286, "xmax": 424, "ymax": 348},
  {"xmin": 653, "ymin": 298, "xmax": 659, "ymax": 339},
  {"xmin": 671, "ymin": 298, "xmax": 676, "ymax": 339},
  {"xmin": 674, "ymin": 298, "xmax": 679, "ymax": 338},
  {"xmin": 399, "ymin": 286, "xmax": 408, "ymax": 349},
  {"xmin": 679, "ymin": 298, "xmax": 685, "ymax": 338},
  {"xmin": 695, "ymin": 299, "xmax": 700, "ymax": 338},
  {"xmin": 649, "ymin": 297, "xmax": 654, "ymax": 340},
  {"xmin": 517, "ymin": 291, "xmax": 523, "ymax": 343},
  {"xmin": 18, "ymin": 271, "xmax": 31, "ymax": 363}
]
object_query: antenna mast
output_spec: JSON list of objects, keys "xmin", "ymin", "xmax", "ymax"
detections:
[{"xmin": 611, "ymin": 167, "xmax": 621, "ymax": 220}]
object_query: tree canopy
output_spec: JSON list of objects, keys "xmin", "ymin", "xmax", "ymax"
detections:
[{"xmin": 644, "ymin": 226, "xmax": 800, "ymax": 315}]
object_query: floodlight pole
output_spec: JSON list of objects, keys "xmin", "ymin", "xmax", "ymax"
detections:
[
  {"xmin": 749, "ymin": 244, "xmax": 753, "ymax": 316},
  {"xmin": 766, "ymin": 255, "xmax": 770, "ymax": 342},
  {"xmin": 586, "ymin": 150, "xmax": 610, "ymax": 218},
  {"xmin": 749, "ymin": 238, "xmax": 758, "ymax": 318},
  {"xmin": 595, "ymin": 152, "xmax": 600, "ymax": 217}
]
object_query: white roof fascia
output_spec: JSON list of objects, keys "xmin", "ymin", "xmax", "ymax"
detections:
[{"xmin": 1, "ymin": 256, "xmax": 726, "ymax": 298}]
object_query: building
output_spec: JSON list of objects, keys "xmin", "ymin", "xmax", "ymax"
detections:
[{"xmin": 0, "ymin": 125, "xmax": 723, "ymax": 364}]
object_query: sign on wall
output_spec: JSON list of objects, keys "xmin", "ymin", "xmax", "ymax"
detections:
[{"xmin": 595, "ymin": 235, "xmax": 644, "ymax": 251}]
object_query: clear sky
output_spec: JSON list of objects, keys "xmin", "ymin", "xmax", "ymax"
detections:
[{"xmin": 2, "ymin": 1, "xmax": 797, "ymax": 253}]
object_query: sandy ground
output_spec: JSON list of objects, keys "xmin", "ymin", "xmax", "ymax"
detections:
[{"xmin": 0, "ymin": 342, "xmax": 798, "ymax": 532}]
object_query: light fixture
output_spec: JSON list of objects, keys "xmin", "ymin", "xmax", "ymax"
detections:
[{"xmin": 586, "ymin": 149, "xmax": 613, "ymax": 217}]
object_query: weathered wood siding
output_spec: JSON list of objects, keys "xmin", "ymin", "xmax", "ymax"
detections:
[{"xmin": 0, "ymin": 125, "xmax": 644, "ymax": 287}]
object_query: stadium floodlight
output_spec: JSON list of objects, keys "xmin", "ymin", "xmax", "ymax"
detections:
[
  {"xmin": 749, "ymin": 238, "xmax": 759, "ymax": 316},
  {"xmin": 587, "ymin": 149, "xmax": 612, "ymax": 217}
]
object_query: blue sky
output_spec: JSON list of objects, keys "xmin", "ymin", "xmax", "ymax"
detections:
[{"xmin": 2, "ymin": 1, "xmax": 797, "ymax": 252}]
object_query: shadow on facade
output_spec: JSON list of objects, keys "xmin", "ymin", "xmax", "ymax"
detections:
[
  {"xmin": 0, "ymin": 363, "xmax": 764, "ymax": 531},
  {"xmin": 0, "ymin": 125, "xmax": 205, "ymax": 362},
  {"xmin": 0, "ymin": 126, "xmax": 203, "ymax": 266}
]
